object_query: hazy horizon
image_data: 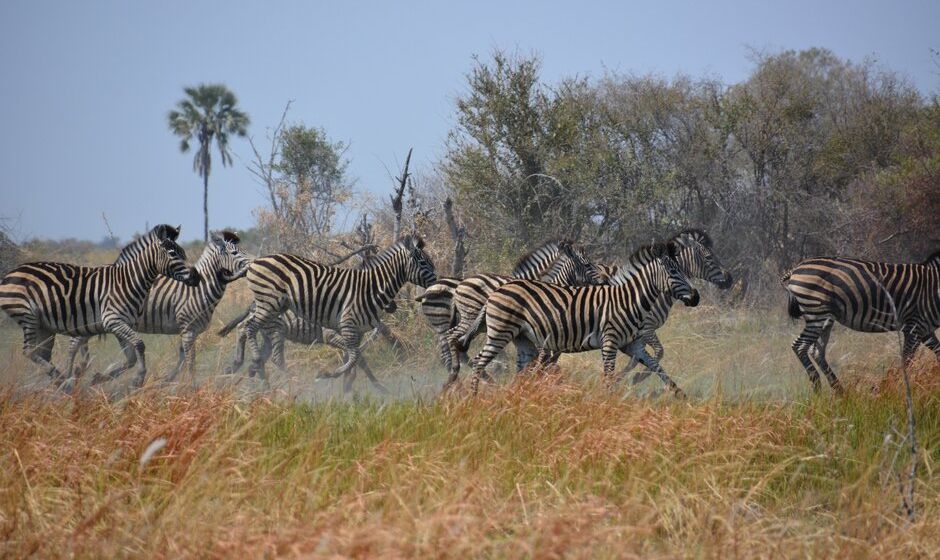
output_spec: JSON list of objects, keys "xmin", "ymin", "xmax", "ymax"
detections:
[{"xmin": 1, "ymin": 0, "xmax": 937, "ymax": 243}]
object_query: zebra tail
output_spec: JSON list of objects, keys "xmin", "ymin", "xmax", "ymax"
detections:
[
  {"xmin": 458, "ymin": 308, "xmax": 486, "ymax": 348},
  {"xmin": 217, "ymin": 306, "xmax": 253, "ymax": 337},
  {"xmin": 786, "ymin": 291, "xmax": 802, "ymax": 319}
]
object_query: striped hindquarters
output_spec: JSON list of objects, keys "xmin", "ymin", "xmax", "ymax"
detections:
[
  {"xmin": 784, "ymin": 257, "xmax": 940, "ymax": 333},
  {"xmin": 418, "ymin": 277, "xmax": 461, "ymax": 334}
]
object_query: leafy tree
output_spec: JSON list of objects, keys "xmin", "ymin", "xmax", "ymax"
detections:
[
  {"xmin": 168, "ymin": 84, "xmax": 250, "ymax": 242},
  {"xmin": 250, "ymin": 111, "xmax": 352, "ymax": 255}
]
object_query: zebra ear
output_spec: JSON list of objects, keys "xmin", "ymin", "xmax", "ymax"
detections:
[
  {"xmin": 665, "ymin": 241, "xmax": 680, "ymax": 259},
  {"xmin": 414, "ymin": 235, "xmax": 425, "ymax": 250},
  {"xmin": 222, "ymin": 230, "xmax": 240, "ymax": 244},
  {"xmin": 209, "ymin": 232, "xmax": 224, "ymax": 247}
]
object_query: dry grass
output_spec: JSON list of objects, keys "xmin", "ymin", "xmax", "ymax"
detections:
[
  {"xmin": 1, "ymin": 297, "xmax": 939, "ymax": 558},
  {"xmin": 0, "ymin": 363, "xmax": 938, "ymax": 558}
]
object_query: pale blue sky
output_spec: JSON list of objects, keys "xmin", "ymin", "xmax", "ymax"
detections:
[{"xmin": 1, "ymin": 0, "xmax": 937, "ymax": 242}]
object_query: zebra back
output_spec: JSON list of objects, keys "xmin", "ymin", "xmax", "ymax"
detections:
[
  {"xmin": 482, "ymin": 242, "xmax": 697, "ymax": 354},
  {"xmin": 1, "ymin": 237, "xmax": 196, "ymax": 336},
  {"xmin": 246, "ymin": 234, "xmax": 436, "ymax": 331},
  {"xmin": 784, "ymin": 254, "xmax": 940, "ymax": 333}
]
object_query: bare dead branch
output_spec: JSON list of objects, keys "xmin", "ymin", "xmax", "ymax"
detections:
[{"xmin": 391, "ymin": 148, "xmax": 413, "ymax": 240}]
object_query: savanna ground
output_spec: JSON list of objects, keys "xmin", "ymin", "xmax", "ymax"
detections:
[{"xmin": 1, "ymin": 282, "xmax": 939, "ymax": 558}]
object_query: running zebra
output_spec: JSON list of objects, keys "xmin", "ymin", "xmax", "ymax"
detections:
[
  {"xmin": 445, "ymin": 240, "xmax": 601, "ymax": 385},
  {"xmin": 783, "ymin": 251, "xmax": 940, "ymax": 392},
  {"xmin": 415, "ymin": 276, "xmax": 463, "ymax": 371},
  {"xmin": 241, "ymin": 234, "xmax": 437, "ymax": 386},
  {"xmin": 0, "ymin": 228, "xmax": 199, "ymax": 389},
  {"xmin": 616, "ymin": 229, "xmax": 733, "ymax": 382},
  {"xmin": 468, "ymin": 241, "xmax": 699, "ymax": 396},
  {"xmin": 67, "ymin": 231, "xmax": 250, "ymax": 382},
  {"xmin": 529, "ymin": 229, "xmax": 732, "ymax": 377}
]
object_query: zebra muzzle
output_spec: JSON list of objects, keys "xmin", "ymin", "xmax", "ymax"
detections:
[{"xmin": 681, "ymin": 290, "xmax": 700, "ymax": 307}]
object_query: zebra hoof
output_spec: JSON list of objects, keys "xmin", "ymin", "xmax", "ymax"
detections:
[
  {"xmin": 90, "ymin": 372, "xmax": 107, "ymax": 386},
  {"xmin": 672, "ymin": 386, "xmax": 687, "ymax": 400},
  {"xmin": 58, "ymin": 377, "xmax": 77, "ymax": 394}
]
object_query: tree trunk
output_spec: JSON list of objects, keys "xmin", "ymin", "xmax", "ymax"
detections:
[{"xmin": 203, "ymin": 170, "xmax": 209, "ymax": 243}]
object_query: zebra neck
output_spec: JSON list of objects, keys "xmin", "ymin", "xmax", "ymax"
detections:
[
  {"xmin": 370, "ymin": 254, "xmax": 409, "ymax": 308},
  {"xmin": 194, "ymin": 258, "xmax": 227, "ymax": 298},
  {"xmin": 114, "ymin": 259, "xmax": 161, "ymax": 309}
]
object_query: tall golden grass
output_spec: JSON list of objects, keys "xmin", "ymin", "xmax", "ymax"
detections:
[
  {"xmin": 1, "ymin": 362, "xmax": 938, "ymax": 558},
  {"xmin": 1, "ymin": 292, "xmax": 938, "ymax": 557}
]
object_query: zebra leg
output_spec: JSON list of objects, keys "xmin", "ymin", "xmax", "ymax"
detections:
[
  {"xmin": 66, "ymin": 337, "xmax": 91, "ymax": 379},
  {"xmin": 807, "ymin": 320, "xmax": 842, "ymax": 394},
  {"xmin": 268, "ymin": 325, "xmax": 287, "ymax": 371},
  {"xmin": 924, "ymin": 332, "xmax": 940, "ymax": 359},
  {"xmin": 225, "ymin": 323, "xmax": 249, "ymax": 375},
  {"xmin": 622, "ymin": 339, "xmax": 684, "ymax": 398},
  {"xmin": 791, "ymin": 319, "xmax": 828, "ymax": 393},
  {"xmin": 244, "ymin": 306, "xmax": 278, "ymax": 382},
  {"xmin": 355, "ymin": 354, "xmax": 388, "ymax": 394},
  {"xmin": 901, "ymin": 322, "xmax": 926, "ymax": 368},
  {"xmin": 166, "ymin": 330, "xmax": 197, "ymax": 383},
  {"xmin": 318, "ymin": 325, "xmax": 362, "ymax": 380},
  {"xmin": 601, "ymin": 338, "xmax": 619, "ymax": 391},
  {"xmin": 626, "ymin": 332, "xmax": 662, "ymax": 385},
  {"xmin": 469, "ymin": 331, "xmax": 512, "ymax": 395},
  {"xmin": 26, "ymin": 329, "xmax": 62, "ymax": 382},
  {"xmin": 436, "ymin": 334, "xmax": 453, "ymax": 373},
  {"xmin": 648, "ymin": 332, "xmax": 665, "ymax": 361},
  {"xmin": 514, "ymin": 337, "xmax": 539, "ymax": 373},
  {"xmin": 94, "ymin": 324, "xmax": 145, "ymax": 387}
]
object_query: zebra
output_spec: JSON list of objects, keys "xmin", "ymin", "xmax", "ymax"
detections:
[
  {"xmin": 444, "ymin": 239, "xmax": 602, "ymax": 386},
  {"xmin": 0, "ymin": 230, "xmax": 199, "ymax": 389},
  {"xmin": 467, "ymin": 241, "xmax": 700, "ymax": 396},
  {"xmin": 415, "ymin": 276, "xmax": 463, "ymax": 371},
  {"xmin": 605, "ymin": 229, "xmax": 733, "ymax": 383},
  {"xmin": 241, "ymin": 234, "xmax": 437, "ymax": 388},
  {"xmin": 66, "ymin": 231, "xmax": 250, "ymax": 382},
  {"xmin": 783, "ymin": 250, "xmax": 940, "ymax": 392},
  {"xmin": 219, "ymin": 254, "xmax": 400, "ymax": 382}
]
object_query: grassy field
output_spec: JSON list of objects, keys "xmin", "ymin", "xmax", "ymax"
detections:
[{"xmin": 1, "ymin": 294, "xmax": 939, "ymax": 558}]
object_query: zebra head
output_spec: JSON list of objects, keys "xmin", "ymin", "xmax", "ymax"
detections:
[
  {"xmin": 543, "ymin": 241, "xmax": 605, "ymax": 285},
  {"xmin": 205, "ymin": 230, "xmax": 251, "ymax": 284},
  {"xmin": 672, "ymin": 228, "xmax": 733, "ymax": 289},
  {"xmin": 402, "ymin": 234, "xmax": 437, "ymax": 288},
  {"xmin": 156, "ymin": 237, "xmax": 201, "ymax": 287},
  {"xmin": 654, "ymin": 242, "xmax": 700, "ymax": 307}
]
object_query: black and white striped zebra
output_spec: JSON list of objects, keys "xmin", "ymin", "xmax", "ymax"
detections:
[
  {"xmin": 609, "ymin": 229, "xmax": 732, "ymax": 382},
  {"xmin": 445, "ymin": 239, "xmax": 602, "ymax": 385},
  {"xmin": 67, "ymin": 231, "xmax": 250, "ymax": 382},
  {"xmin": 783, "ymin": 251, "xmax": 940, "ymax": 392},
  {"xmin": 242, "ymin": 234, "xmax": 437, "ymax": 386},
  {"xmin": 0, "ymin": 229, "xmax": 199, "ymax": 389},
  {"xmin": 526, "ymin": 229, "xmax": 731, "ymax": 376},
  {"xmin": 468, "ymin": 242, "xmax": 699, "ymax": 396},
  {"xmin": 415, "ymin": 276, "xmax": 463, "ymax": 371}
]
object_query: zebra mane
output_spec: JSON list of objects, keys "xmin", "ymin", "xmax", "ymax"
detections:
[
  {"xmin": 924, "ymin": 249, "xmax": 940, "ymax": 266},
  {"xmin": 367, "ymin": 234, "xmax": 429, "ymax": 268},
  {"xmin": 672, "ymin": 228, "xmax": 713, "ymax": 248},
  {"xmin": 511, "ymin": 238, "xmax": 574, "ymax": 275},
  {"xmin": 612, "ymin": 242, "xmax": 669, "ymax": 282},
  {"xmin": 115, "ymin": 224, "xmax": 181, "ymax": 265}
]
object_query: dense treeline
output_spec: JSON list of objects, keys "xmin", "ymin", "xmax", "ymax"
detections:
[{"xmin": 444, "ymin": 48, "xmax": 939, "ymax": 296}]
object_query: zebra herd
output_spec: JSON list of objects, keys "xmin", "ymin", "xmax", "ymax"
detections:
[{"xmin": 0, "ymin": 223, "xmax": 937, "ymax": 395}]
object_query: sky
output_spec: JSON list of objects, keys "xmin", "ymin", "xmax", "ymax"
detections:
[{"xmin": 1, "ymin": 0, "xmax": 937, "ymax": 242}]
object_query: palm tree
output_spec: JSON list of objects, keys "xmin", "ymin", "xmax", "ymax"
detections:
[{"xmin": 167, "ymin": 84, "xmax": 250, "ymax": 242}]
